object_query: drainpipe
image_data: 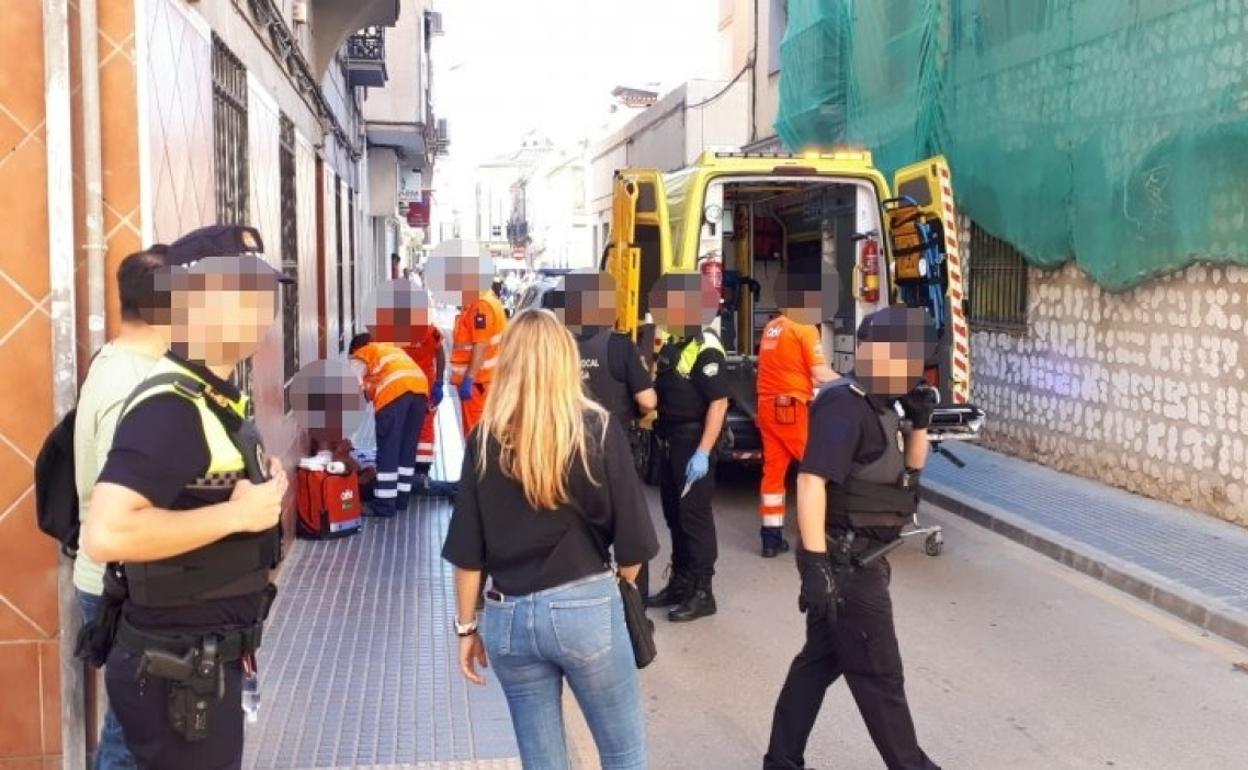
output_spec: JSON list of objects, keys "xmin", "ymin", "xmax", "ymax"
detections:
[
  {"xmin": 81, "ymin": 0, "xmax": 105, "ymax": 353},
  {"xmin": 42, "ymin": 1, "xmax": 87, "ymax": 769}
]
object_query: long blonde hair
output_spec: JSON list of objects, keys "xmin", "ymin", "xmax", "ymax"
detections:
[{"xmin": 476, "ymin": 308, "xmax": 607, "ymax": 509}]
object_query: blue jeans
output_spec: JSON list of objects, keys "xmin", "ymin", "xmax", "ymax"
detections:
[
  {"xmin": 483, "ymin": 572, "xmax": 647, "ymax": 770},
  {"xmin": 77, "ymin": 591, "xmax": 139, "ymax": 770}
]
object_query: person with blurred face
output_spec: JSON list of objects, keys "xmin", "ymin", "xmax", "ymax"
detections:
[
  {"xmin": 552, "ymin": 271, "xmax": 658, "ymax": 424},
  {"xmin": 73, "ymin": 246, "xmax": 170, "ymax": 770},
  {"xmin": 764, "ymin": 306, "xmax": 942, "ymax": 770},
  {"xmin": 349, "ymin": 332, "xmax": 429, "ymax": 517},
  {"xmin": 82, "ymin": 225, "xmax": 291, "ymax": 769},
  {"xmin": 643, "ymin": 272, "xmax": 730, "ymax": 623},
  {"xmin": 443, "ymin": 309, "xmax": 658, "ymax": 769},
  {"xmin": 449, "ymin": 256, "xmax": 508, "ymax": 437},
  {"xmin": 756, "ymin": 268, "xmax": 840, "ymax": 558}
]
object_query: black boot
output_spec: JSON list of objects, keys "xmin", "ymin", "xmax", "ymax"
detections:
[
  {"xmin": 645, "ymin": 568, "xmax": 692, "ymax": 608},
  {"xmin": 760, "ymin": 526, "xmax": 791, "ymax": 559},
  {"xmin": 669, "ymin": 575, "xmax": 716, "ymax": 622}
]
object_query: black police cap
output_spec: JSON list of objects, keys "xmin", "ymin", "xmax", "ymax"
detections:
[{"xmin": 165, "ymin": 224, "xmax": 292, "ymax": 284}]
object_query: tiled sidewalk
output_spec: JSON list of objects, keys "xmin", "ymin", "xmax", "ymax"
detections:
[
  {"xmin": 243, "ymin": 402, "xmax": 518, "ymax": 769},
  {"xmin": 922, "ymin": 443, "xmax": 1248, "ymax": 648}
]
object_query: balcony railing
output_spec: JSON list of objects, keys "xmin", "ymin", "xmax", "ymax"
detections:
[{"xmin": 344, "ymin": 27, "xmax": 387, "ymax": 88}]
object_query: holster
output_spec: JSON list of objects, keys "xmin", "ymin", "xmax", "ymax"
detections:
[
  {"xmin": 75, "ymin": 564, "xmax": 127, "ymax": 668},
  {"xmin": 138, "ymin": 636, "xmax": 224, "ymax": 743}
]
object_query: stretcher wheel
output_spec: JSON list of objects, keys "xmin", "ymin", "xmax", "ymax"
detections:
[{"xmin": 924, "ymin": 532, "xmax": 944, "ymax": 557}]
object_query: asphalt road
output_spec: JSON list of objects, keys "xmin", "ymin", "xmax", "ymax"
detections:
[{"xmin": 564, "ymin": 468, "xmax": 1248, "ymax": 770}]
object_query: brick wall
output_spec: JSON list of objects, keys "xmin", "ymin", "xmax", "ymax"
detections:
[{"xmin": 967, "ymin": 223, "xmax": 1248, "ymax": 524}]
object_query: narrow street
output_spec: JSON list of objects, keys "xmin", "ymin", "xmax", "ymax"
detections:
[
  {"xmin": 245, "ymin": 415, "xmax": 1248, "ymax": 769},
  {"xmin": 634, "ymin": 472, "xmax": 1248, "ymax": 769}
]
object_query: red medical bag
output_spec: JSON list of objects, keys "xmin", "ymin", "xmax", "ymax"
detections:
[{"xmin": 295, "ymin": 467, "xmax": 363, "ymax": 539}]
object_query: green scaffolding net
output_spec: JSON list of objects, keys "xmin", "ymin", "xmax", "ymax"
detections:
[{"xmin": 777, "ymin": 0, "xmax": 1248, "ymax": 291}]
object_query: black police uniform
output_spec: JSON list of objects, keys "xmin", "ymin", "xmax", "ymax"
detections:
[
  {"xmin": 765, "ymin": 376, "xmax": 940, "ymax": 770},
  {"xmin": 649, "ymin": 328, "xmax": 729, "ymax": 620},
  {"xmin": 576, "ymin": 327, "xmax": 654, "ymax": 594},
  {"xmin": 94, "ymin": 353, "xmax": 281, "ymax": 770},
  {"xmin": 576, "ymin": 327, "xmax": 653, "ymax": 425}
]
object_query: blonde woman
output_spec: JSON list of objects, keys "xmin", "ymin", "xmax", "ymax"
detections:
[{"xmin": 443, "ymin": 309, "xmax": 658, "ymax": 769}]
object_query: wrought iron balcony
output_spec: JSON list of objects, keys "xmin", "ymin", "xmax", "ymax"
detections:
[{"xmin": 344, "ymin": 27, "xmax": 387, "ymax": 88}]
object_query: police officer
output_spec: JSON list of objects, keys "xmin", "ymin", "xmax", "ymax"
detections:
[
  {"xmin": 82, "ymin": 225, "xmax": 289, "ymax": 769},
  {"xmin": 763, "ymin": 305, "xmax": 942, "ymax": 770},
  {"xmin": 644, "ymin": 272, "xmax": 729, "ymax": 623},
  {"xmin": 550, "ymin": 270, "xmax": 657, "ymax": 424}
]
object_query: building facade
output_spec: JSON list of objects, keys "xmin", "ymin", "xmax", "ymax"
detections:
[
  {"xmin": 2, "ymin": 0, "xmax": 441, "ymax": 764},
  {"xmin": 588, "ymin": 78, "xmax": 750, "ymax": 255},
  {"xmin": 717, "ymin": 0, "xmax": 1248, "ymax": 525}
]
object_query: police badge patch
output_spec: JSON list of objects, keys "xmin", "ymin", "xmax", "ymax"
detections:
[{"xmin": 702, "ymin": 362, "xmax": 719, "ymax": 377}]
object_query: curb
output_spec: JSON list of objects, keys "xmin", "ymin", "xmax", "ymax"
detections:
[{"xmin": 920, "ymin": 480, "xmax": 1248, "ymax": 651}]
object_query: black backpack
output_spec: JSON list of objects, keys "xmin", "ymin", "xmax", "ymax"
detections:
[{"xmin": 34, "ymin": 408, "xmax": 80, "ymax": 557}]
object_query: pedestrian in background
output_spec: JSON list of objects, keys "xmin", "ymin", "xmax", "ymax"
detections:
[
  {"xmin": 443, "ymin": 309, "xmax": 657, "ymax": 770},
  {"xmin": 73, "ymin": 247, "xmax": 170, "ymax": 770}
]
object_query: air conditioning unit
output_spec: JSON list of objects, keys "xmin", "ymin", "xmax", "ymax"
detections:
[
  {"xmin": 291, "ymin": 0, "xmax": 308, "ymax": 24},
  {"xmin": 425, "ymin": 11, "xmax": 444, "ymax": 36}
]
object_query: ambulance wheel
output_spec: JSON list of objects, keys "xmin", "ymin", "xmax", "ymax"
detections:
[{"xmin": 924, "ymin": 532, "xmax": 944, "ymax": 557}]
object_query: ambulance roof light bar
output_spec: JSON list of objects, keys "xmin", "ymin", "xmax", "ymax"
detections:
[{"xmin": 711, "ymin": 147, "xmax": 872, "ymax": 163}]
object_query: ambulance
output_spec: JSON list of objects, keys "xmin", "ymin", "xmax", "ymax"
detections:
[{"xmin": 604, "ymin": 149, "xmax": 985, "ymax": 475}]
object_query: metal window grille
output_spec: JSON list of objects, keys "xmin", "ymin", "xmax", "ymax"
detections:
[
  {"xmin": 212, "ymin": 35, "xmax": 249, "ymax": 225},
  {"xmin": 279, "ymin": 115, "xmax": 298, "ymax": 410},
  {"xmin": 212, "ymin": 35, "xmax": 253, "ymax": 389},
  {"xmin": 968, "ymin": 222, "xmax": 1029, "ymax": 334},
  {"xmin": 335, "ymin": 177, "xmax": 346, "ymax": 352},
  {"xmin": 348, "ymin": 188, "xmax": 356, "ymax": 337}
]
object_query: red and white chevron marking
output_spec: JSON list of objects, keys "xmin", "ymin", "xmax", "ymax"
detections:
[{"xmin": 939, "ymin": 164, "xmax": 970, "ymax": 404}]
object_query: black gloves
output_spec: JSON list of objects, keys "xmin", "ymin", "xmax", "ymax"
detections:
[
  {"xmin": 796, "ymin": 547, "xmax": 839, "ymax": 622},
  {"xmin": 897, "ymin": 383, "xmax": 939, "ymax": 430}
]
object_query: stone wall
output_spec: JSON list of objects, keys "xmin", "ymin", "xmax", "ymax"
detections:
[{"xmin": 968, "ymin": 233, "xmax": 1248, "ymax": 525}]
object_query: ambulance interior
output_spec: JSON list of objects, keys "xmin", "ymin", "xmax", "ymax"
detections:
[{"xmin": 709, "ymin": 179, "xmax": 864, "ymax": 368}]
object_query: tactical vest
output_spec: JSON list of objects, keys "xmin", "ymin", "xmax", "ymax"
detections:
[
  {"xmin": 822, "ymin": 379, "xmax": 920, "ymax": 530},
  {"xmin": 655, "ymin": 329, "xmax": 724, "ymax": 428},
  {"xmin": 118, "ymin": 357, "xmax": 283, "ymax": 608},
  {"xmin": 579, "ymin": 328, "xmax": 634, "ymax": 422}
]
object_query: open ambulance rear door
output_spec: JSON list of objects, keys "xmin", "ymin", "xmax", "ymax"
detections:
[
  {"xmin": 605, "ymin": 170, "xmax": 673, "ymax": 343},
  {"xmin": 888, "ymin": 155, "xmax": 971, "ymax": 406}
]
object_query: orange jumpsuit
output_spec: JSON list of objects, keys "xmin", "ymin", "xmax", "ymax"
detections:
[
  {"xmin": 450, "ymin": 292, "xmax": 506, "ymax": 437},
  {"xmin": 402, "ymin": 325, "xmax": 445, "ymax": 467},
  {"xmin": 756, "ymin": 315, "xmax": 827, "ymax": 527}
]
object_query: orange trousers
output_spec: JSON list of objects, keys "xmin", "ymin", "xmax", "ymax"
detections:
[
  {"xmin": 459, "ymin": 382, "xmax": 488, "ymax": 438},
  {"xmin": 758, "ymin": 398, "xmax": 810, "ymax": 527},
  {"xmin": 416, "ymin": 400, "xmax": 437, "ymax": 465}
]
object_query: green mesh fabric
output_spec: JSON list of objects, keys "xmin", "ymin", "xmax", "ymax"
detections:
[{"xmin": 777, "ymin": 0, "xmax": 1248, "ymax": 291}]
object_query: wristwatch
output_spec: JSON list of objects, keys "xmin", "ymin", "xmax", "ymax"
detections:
[{"xmin": 454, "ymin": 617, "xmax": 478, "ymax": 637}]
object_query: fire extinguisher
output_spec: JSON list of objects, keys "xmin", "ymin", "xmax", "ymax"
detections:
[{"xmin": 860, "ymin": 238, "xmax": 881, "ymax": 303}]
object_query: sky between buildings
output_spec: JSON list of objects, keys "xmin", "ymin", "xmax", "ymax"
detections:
[{"xmin": 430, "ymin": 0, "xmax": 722, "ymax": 227}]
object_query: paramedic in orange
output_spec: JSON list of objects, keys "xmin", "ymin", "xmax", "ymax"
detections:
[
  {"xmin": 403, "ymin": 323, "xmax": 454, "ymax": 496},
  {"xmin": 757, "ymin": 268, "xmax": 839, "ymax": 557},
  {"xmin": 349, "ymin": 333, "xmax": 429, "ymax": 517},
  {"xmin": 451, "ymin": 280, "xmax": 507, "ymax": 437}
]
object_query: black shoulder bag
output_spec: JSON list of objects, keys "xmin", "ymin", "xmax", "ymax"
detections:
[{"xmin": 568, "ymin": 506, "xmax": 657, "ymax": 670}]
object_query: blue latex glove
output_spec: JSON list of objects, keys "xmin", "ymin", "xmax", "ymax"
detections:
[
  {"xmin": 684, "ymin": 450, "xmax": 710, "ymax": 487},
  {"xmin": 457, "ymin": 376, "xmax": 475, "ymax": 402},
  {"xmin": 430, "ymin": 380, "xmax": 444, "ymax": 408}
]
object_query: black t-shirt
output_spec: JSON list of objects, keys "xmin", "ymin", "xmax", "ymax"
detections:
[
  {"xmin": 607, "ymin": 333, "xmax": 654, "ymax": 398},
  {"xmin": 442, "ymin": 412, "xmax": 659, "ymax": 595},
  {"xmin": 799, "ymin": 380, "xmax": 897, "ymax": 538},
  {"xmin": 98, "ymin": 357, "xmax": 265, "ymax": 630},
  {"xmin": 655, "ymin": 334, "xmax": 731, "ymax": 429}
]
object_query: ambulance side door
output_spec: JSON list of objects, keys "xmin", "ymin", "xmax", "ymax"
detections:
[
  {"xmin": 607, "ymin": 170, "xmax": 672, "ymax": 349},
  {"xmin": 890, "ymin": 155, "xmax": 971, "ymax": 405}
]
